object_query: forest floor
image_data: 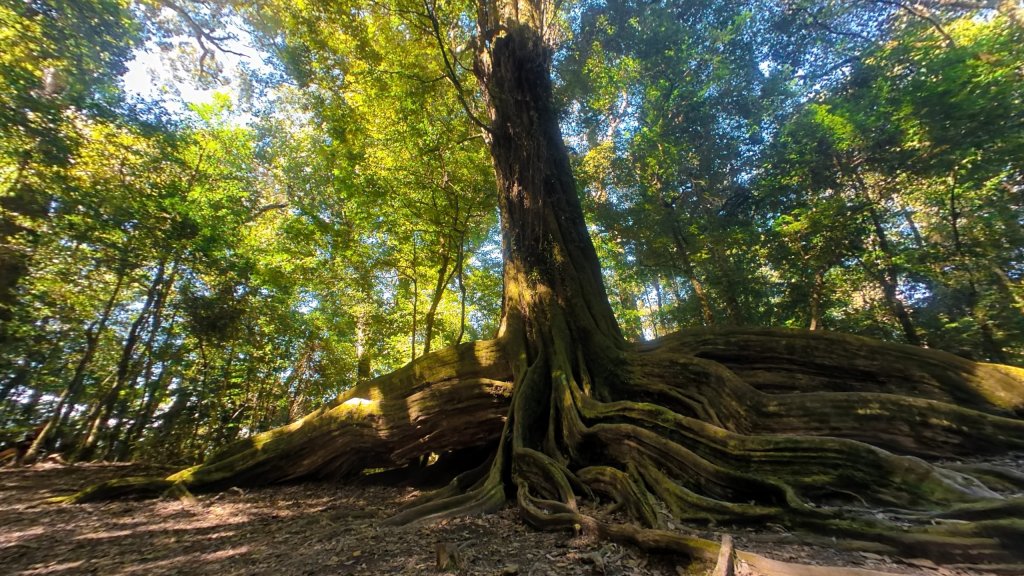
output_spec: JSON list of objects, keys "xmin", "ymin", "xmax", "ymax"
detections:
[{"xmin": 0, "ymin": 461, "xmax": 1016, "ymax": 576}]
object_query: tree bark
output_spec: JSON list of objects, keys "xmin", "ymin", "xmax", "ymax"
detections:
[
  {"xmin": 412, "ymin": 256, "xmax": 419, "ymax": 361},
  {"xmin": 422, "ymin": 245, "xmax": 454, "ymax": 355},
  {"xmin": 118, "ymin": 348, "xmax": 175, "ymax": 460},
  {"xmin": 456, "ymin": 239, "xmax": 468, "ymax": 345},
  {"xmin": 77, "ymin": 259, "xmax": 169, "ymax": 460},
  {"xmin": 808, "ymin": 268, "xmax": 825, "ymax": 331},
  {"xmin": 866, "ymin": 203, "xmax": 921, "ymax": 345}
]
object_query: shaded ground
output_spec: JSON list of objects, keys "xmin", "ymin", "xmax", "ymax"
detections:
[{"xmin": 0, "ymin": 463, "xmax": 1010, "ymax": 576}]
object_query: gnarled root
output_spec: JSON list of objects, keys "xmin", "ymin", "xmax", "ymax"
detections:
[
  {"xmin": 59, "ymin": 329, "xmax": 1024, "ymax": 573},
  {"xmin": 387, "ymin": 328, "xmax": 1024, "ymax": 570},
  {"xmin": 58, "ymin": 340, "xmax": 514, "ymax": 502}
]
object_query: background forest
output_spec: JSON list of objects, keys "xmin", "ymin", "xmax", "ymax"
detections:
[{"xmin": 1, "ymin": 0, "xmax": 1021, "ymax": 464}]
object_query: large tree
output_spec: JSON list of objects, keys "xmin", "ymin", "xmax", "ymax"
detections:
[{"xmin": 70, "ymin": 0, "xmax": 1024, "ymax": 572}]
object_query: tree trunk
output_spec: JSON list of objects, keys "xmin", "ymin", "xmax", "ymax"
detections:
[
  {"xmin": 77, "ymin": 259, "xmax": 168, "ymax": 460},
  {"xmin": 27, "ymin": 268, "xmax": 127, "ymax": 460},
  {"xmin": 422, "ymin": 246, "xmax": 454, "ymax": 355},
  {"xmin": 615, "ymin": 285, "xmax": 644, "ymax": 341},
  {"xmin": 456, "ymin": 239, "xmax": 468, "ymax": 345},
  {"xmin": 866, "ymin": 204, "xmax": 921, "ymax": 345},
  {"xmin": 808, "ymin": 268, "xmax": 825, "ymax": 331},
  {"xmin": 670, "ymin": 221, "xmax": 715, "ymax": 326},
  {"xmin": 0, "ymin": 154, "xmax": 46, "ymax": 327},
  {"xmin": 409, "ymin": 239, "xmax": 420, "ymax": 361},
  {"xmin": 118, "ymin": 349, "xmax": 175, "ymax": 460}
]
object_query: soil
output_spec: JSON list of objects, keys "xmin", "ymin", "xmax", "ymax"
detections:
[{"xmin": 0, "ymin": 462, "xmax": 1009, "ymax": 576}]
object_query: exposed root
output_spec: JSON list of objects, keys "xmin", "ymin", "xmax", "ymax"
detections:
[
  {"xmin": 62, "ymin": 340, "xmax": 513, "ymax": 502},
  {"xmin": 58, "ymin": 329, "xmax": 1024, "ymax": 572},
  {"xmin": 712, "ymin": 533, "xmax": 734, "ymax": 576},
  {"xmin": 48, "ymin": 477, "xmax": 178, "ymax": 503}
]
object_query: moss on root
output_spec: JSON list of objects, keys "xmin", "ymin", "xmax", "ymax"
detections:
[{"xmin": 50, "ymin": 477, "xmax": 178, "ymax": 503}]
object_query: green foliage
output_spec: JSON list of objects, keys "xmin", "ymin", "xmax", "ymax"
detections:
[
  {"xmin": 756, "ymin": 13, "xmax": 1024, "ymax": 358},
  {"xmin": 556, "ymin": 1, "xmax": 1023, "ymax": 362}
]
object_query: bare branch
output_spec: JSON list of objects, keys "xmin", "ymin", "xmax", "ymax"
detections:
[
  {"xmin": 796, "ymin": 6, "xmax": 878, "ymax": 43},
  {"xmin": 909, "ymin": 0, "xmax": 1023, "ymax": 27},
  {"xmin": 160, "ymin": 0, "xmax": 248, "ymax": 77},
  {"xmin": 917, "ymin": 0, "xmax": 999, "ymax": 10},
  {"xmin": 875, "ymin": 0, "xmax": 957, "ymax": 45},
  {"xmin": 422, "ymin": 0, "xmax": 493, "ymax": 134}
]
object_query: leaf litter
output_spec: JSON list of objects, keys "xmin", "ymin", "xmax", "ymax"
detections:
[{"xmin": 0, "ymin": 462, "xmax": 1010, "ymax": 576}]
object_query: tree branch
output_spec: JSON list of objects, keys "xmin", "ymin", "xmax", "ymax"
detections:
[
  {"xmin": 875, "ymin": 0, "xmax": 956, "ymax": 46},
  {"xmin": 422, "ymin": 0, "xmax": 493, "ymax": 134},
  {"xmin": 160, "ymin": 0, "xmax": 248, "ymax": 76},
  {"xmin": 251, "ymin": 202, "xmax": 289, "ymax": 219}
]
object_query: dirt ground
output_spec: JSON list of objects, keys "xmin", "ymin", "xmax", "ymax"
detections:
[{"xmin": 0, "ymin": 462, "xmax": 1009, "ymax": 576}]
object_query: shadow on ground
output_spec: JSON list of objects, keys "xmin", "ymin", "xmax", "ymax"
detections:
[
  {"xmin": 0, "ymin": 463, "xmax": 678, "ymax": 576},
  {"xmin": 3, "ymin": 461, "xmax": 998, "ymax": 575}
]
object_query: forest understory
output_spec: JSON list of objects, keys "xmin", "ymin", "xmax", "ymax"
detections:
[{"xmin": 1, "ymin": 458, "xmax": 1020, "ymax": 576}]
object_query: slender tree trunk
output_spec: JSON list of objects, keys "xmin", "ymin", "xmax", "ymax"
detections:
[
  {"xmin": 616, "ymin": 285, "xmax": 643, "ymax": 341},
  {"xmin": 948, "ymin": 175, "xmax": 1007, "ymax": 362},
  {"xmin": 903, "ymin": 209, "xmax": 925, "ymax": 248},
  {"xmin": 422, "ymin": 246, "xmax": 454, "ymax": 355},
  {"xmin": 669, "ymin": 222, "xmax": 715, "ymax": 326},
  {"xmin": 990, "ymin": 263, "xmax": 1024, "ymax": 314},
  {"xmin": 456, "ymin": 239, "xmax": 467, "ymax": 345},
  {"xmin": 77, "ymin": 259, "xmax": 168, "ymax": 460},
  {"xmin": 652, "ymin": 277, "xmax": 669, "ymax": 334},
  {"xmin": 866, "ymin": 204, "xmax": 921, "ymax": 345},
  {"xmin": 842, "ymin": 164, "xmax": 920, "ymax": 345},
  {"xmin": 707, "ymin": 243, "xmax": 744, "ymax": 325},
  {"xmin": 688, "ymin": 183, "xmax": 744, "ymax": 325},
  {"xmin": 642, "ymin": 288, "xmax": 659, "ymax": 339},
  {"xmin": 118, "ymin": 352, "xmax": 175, "ymax": 460},
  {"xmin": 410, "ymin": 239, "xmax": 419, "ymax": 361},
  {"xmin": 27, "ymin": 268, "xmax": 127, "ymax": 459},
  {"xmin": 355, "ymin": 317, "xmax": 372, "ymax": 382},
  {"xmin": 0, "ymin": 154, "xmax": 46, "ymax": 324},
  {"xmin": 211, "ymin": 346, "xmax": 237, "ymax": 450},
  {"xmin": 410, "ymin": 286, "xmax": 418, "ymax": 358},
  {"xmin": 111, "ymin": 267, "xmax": 177, "ymax": 459},
  {"xmin": 809, "ymin": 268, "xmax": 825, "ymax": 331},
  {"xmin": 151, "ymin": 380, "xmax": 192, "ymax": 457}
]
